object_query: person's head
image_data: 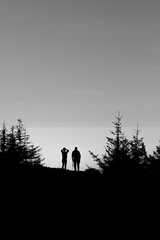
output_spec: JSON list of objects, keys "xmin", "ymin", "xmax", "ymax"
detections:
[{"xmin": 75, "ymin": 147, "xmax": 78, "ymax": 151}]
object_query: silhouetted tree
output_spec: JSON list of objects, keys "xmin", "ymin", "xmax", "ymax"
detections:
[
  {"xmin": 14, "ymin": 119, "xmax": 44, "ymax": 166},
  {"xmin": 89, "ymin": 112, "xmax": 131, "ymax": 177},
  {"xmin": 15, "ymin": 118, "xmax": 30, "ymax": 164},
  {"xmin": 27, "ymin": 144, "xmax": 44, "ymax": 166},
  {"xmin": 0, "ymin": 122, "xmax": 8, "ymax": 164},
  {"xmin": 148, "ymin": 142, "xmax": 160, "ymax": 176},
  {"xmin": 0, "ymin": 119, "xmax": 44, "ymax": 167},
  {"xmin": 153, "ymin": 143, "xmax": 160, "ymax": 160},
  {"xmin": 7, "ymin": 125, "xmax": 19, "ymax": 166},
  {"xmin": 129, "ymin": 124, "xmax": 148, "ymax": 175}
]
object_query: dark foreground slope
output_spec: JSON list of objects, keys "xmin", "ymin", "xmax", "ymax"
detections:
[
  {"xmin": 1, "ymin": 165, "xmax": 103, "ymax": 202},
  {"xmin": 2, "ymin": 164, "xmax": 160, "ymax": 204},
  {"xmin": 1, "ymin": 165, "xmax": 160, "ymax": 237}
]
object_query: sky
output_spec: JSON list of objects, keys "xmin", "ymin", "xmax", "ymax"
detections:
[{"xmin": 0, "ymin": 0, "xmax": 160, "ymax": 170}]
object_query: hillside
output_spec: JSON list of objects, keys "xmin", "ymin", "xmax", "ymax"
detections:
[
  {"xmin": 2, "ymin": 164, "xmax": 160, "ymax": 199},
  {"xmin": 1, "ymin": 164, "xmax": 160, "ymax": 238}
]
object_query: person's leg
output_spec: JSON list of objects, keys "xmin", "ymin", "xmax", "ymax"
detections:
[
  {"xmin": 74, "ymin": 161, "xmax": 76, "ymax": 171},
  {"xmin": 77, "ymin": 162, "xmax": 80, "ymax": 171},
  {"xmin": 65, "ymin": 160, "xmax": 67, "ymax": 170},
  {"xmin": 62, "ymin": 159, "xmax": 65, "ymax": 169}
]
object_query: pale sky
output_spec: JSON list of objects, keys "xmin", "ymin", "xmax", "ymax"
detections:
[{"xmin": 0, "ymin": 0, "xmax": 160, "ymax": 169}]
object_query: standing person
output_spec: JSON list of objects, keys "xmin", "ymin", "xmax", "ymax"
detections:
[
  {"xmin": 72, "ymin": 147, "xmax": 81, "ymax": 171},
  {"xmin": 61, "ymin": 147, "xmax": 69, "ymax": 170}
]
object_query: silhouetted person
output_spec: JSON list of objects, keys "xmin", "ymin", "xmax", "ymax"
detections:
[
  {"xmin": 61, "ymin": 147, "xmax": 69, "ymax": 170},
  {"xmin": 72, "ymin": 147, "xmax": 81, "ymax": 171}
]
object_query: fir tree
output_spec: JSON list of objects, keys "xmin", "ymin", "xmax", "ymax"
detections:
[
  {"xmin": 153, "ymin": 143, "xmax": 160, "ymax": 160},
  {"xmin": 148, "ymin": 142, "xmax": 160, "ymax": 176},
  {"xmin": 0, "ymin": 122, "xmax": 8, "ymax": 164},
  {"xmin": 0, "ymin": 122, "xmax": 7, "ymax": 153},
  {"xmin": 27, "ymin": 144, "xmax": 44, "ymax": 166},
  {"xmin": 130, "ymin": 124, "xmax": 148, "ymax": 175},
  {"xmin": 15, "ymin": 119, "xmax": 44, "ymax": 166},
  {"xmin": 0, "ymin": 119, "xmax": 44, "ymax": 167},
  {"xmin": 7, "ymin": 125, "xmax": 18, "ymax": 166},
  {"xmin": 15, "ymin": 118, "xmax": 29, "ymax": 164},
  {"xmin": 89, "ymin": 112, "xmax": 130, "ymax": 177}
]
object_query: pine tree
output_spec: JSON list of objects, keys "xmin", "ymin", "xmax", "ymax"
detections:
[
  {"xmin": 0, "ymin": 122, "xmax": 8, "ymax": 164},
  {"xmin": 15, "ymin": 118, "xmax": 28, "ymax": 164},
  {"xmin": 129, "ymin": 124, "xmax": 148, "ymax": 175},
  {"xmin": 148, "ymin": 142, "xmax": 160, "ymax": 176},
  {"xmin": 0, "ymin": 119, "xmax": 44, "ymax": 167},
  {"xmin": 27, "ymin": 144, "xmax": 44, "ymax": 166},
  {"xmin": 7, "ymin": 125, "xmax": 18, "ymax": 166},
  {"xmin": 89, "ymin": 112, "xmax": 130, "ymax": 177},
  {"xmin": 153, "ymin": 143, "xmax": 160, "ymax": 160},
  {"xmin": 15, "ymin": 119, "xmax": 44, "ymax": 166}
]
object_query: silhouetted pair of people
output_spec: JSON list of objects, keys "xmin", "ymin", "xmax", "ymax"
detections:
[{"xmin": 61, "ymin": 147, "xmax": 81, "ymax": 171}]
